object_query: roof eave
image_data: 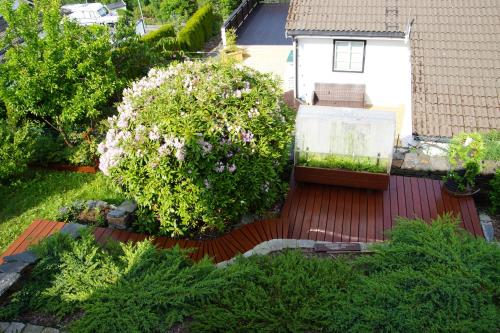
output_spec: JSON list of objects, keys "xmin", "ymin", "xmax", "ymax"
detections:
[{"xmin": 286, "ymin": 29, "xmax": 405, "ymax": 38}]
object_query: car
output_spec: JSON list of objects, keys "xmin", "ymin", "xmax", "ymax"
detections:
[{"xmin": 61, "ymin": 3, "xmax": 119, "ymax": 27}]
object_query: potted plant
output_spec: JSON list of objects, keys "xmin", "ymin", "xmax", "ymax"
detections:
[
  {"xmin": 444, "ymin": 132, "xmax": 485, "ymax": 196},
  {"xmin": 221, "ymin": 28, "xmax": 245, "ymax": 62}
]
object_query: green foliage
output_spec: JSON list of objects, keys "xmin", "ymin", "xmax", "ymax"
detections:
[
  {"xmin": 446, "ymin": 132, "xmax": 486, "ymax": 191},
  {"xmin": 141, "ymin": 23, "xmax": 176, "ymax": 45},
  {"xmin": 1, "ymin": 216, "xmax": 498, "ymax": 332},
  {"xmin": 490, "ymin": 169, "xmax": 500, "ymax": 215},
  {"xmin": 177, "ymin": 3, "xmax": 216, "ymax": 51},
  {"xmin": 159, "ymin": 0, "xmax": 197, "ymax": 25},
  {"xmin": 297, "ymin": 152, "xmax": 388, "ymax": 173},
  {"xmin": 0, "ymin": 171, "xmax": 125, "ymax": 253},
  {"xmin": 482, "ymin": 130, "xmax": 500, "ymax": 161},
  {"xmin": 0, "ymin": 119, "xmax": 37, "ymax": 182},
  {"xmin": 99, "ymin": 60, "xmax": 294, "ymax": 236},
  {"xmin": 192, "ymin": 216, "xmax": 500, "ymax": 333},
  {"xmin": 0, "ymin": 0, "xmax": 117, "ymax": 146}
]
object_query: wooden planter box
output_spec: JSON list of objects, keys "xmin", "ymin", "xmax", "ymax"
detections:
[
  {"xmin": 31, "ymin": 163, "xmax": 98, "ymax": 174},
  {"xmin": 294, "ymin": 165, "xmax": 389, "ymax": 190}
]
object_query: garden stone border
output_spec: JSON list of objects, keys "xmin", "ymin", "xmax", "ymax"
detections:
[
  {"xmin": 0, "ymin": 223, "xmax": 87, "ymax": 300},
  {"xmin": 479, "ymin": 214, "xmax": 495, "ymax": 242},
  {"xmin": 0, "ymin": 322, "xmax": 63, "ymax": 333},
  {"xmin": 216, "ymin": 239, "xmax": 374, "ymax": 268}
]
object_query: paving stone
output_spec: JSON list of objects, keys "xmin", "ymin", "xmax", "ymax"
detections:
[
  {"xmin": 479, "ymin": 213, "xmax": 492, "ymax": 223},
  {"xmin": 429, "ymin": 156, "xmax": 450, "ymax": 171},
  {"xmin": 0, "ymin": 272, "xmax": 20, "ymax": 298},
  {"xmin": 0, "ymin": 322, "xmax": 10, "ymax": 332},
  {"xmin": 282, "ymin": 239, "xmax": 298, "ymax": 248},
  {"xmin": 0, "ymin": 261, "xmax": 30, "ymax": 274},
  {"xmin": 117, "ymin": 200, "xmax": 137, "ymax": 213},
  {"xmin": 242, "ymin": 250, "xmax": 254, "ymax": 257},
  {"xmin": 401, "ymin": 152, "xmax": 418, "ymax": 169},
  {"xmin": 481, "ymin": 221, "xmax": 494, "ymax": 242},
  {"xmin": 41, "ymin": 328, "xmax": 59, "ymax": 333},
  {"xmin": 23, "ymin": 324, "xmax": 45, "ymax": 333},
  {"xmin": 298, "ymin": 239, "xmax": 315, "ymax": 248},
  {"xmin": 3, "ymin": 251, "xmax": 38, "ymax": 265},
  {"xmin": 60, "ymin": 223, "xmax": 86, "ymax": 239},
  {"xmin": 4, "ymin": 322, "xmax": 25, "ymax": 333},
  {"xmin": 314, "ymin": 242, "xmax": 361, "ymax": 253}
]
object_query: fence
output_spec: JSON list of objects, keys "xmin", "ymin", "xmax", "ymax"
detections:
[{"xmin": 221, "ymin": 0, "xmax": 260, "ymax": 46}]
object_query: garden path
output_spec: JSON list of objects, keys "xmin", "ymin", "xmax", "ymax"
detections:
[{"xmin": 0, "ymin": 176, "xmax": 483, "ymax": 264}]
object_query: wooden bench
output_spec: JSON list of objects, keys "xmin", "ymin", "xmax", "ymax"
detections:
[{"xmin": 312, "ymin": 83, "xmax": 366, "ymax": 108}]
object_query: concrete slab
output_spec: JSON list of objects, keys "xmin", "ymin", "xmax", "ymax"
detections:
[{"xmin": 237, "ymin": 4, "xmax": 292, "ymax": 45}]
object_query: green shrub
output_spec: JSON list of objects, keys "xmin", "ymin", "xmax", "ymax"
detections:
[
  {"xmin": 446, "ymin": 132, "xmax": 485, "ymax": 191},
  {"xmin": 98, "ymin": 60, "xmax": 294, "ymax": 236},
  {"xmin": 141, "ymin": 23, "xmax": 176, "ymax": 46},
  {"xmin": 191, "ymin": 216, "xmax": 500, "ymax": 333},
  {"xmin": 490, "ymin": 169, "xmax": 500, "ymax": 215},
  {"xmin": 177, "ymin": 3, "xmax": 215, "ymax": 51},
  {"xmin": 482, "ymin": 130, "xmax": 500, "ymax": 161},
  {"xmin": 0, "ymin": 119, "xmax": 37, "ymax": 182}
]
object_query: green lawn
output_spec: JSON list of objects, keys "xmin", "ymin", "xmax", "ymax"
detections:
[{"xmin": 0, "ymin": 170, "xmax": 125, "ymax": 253}]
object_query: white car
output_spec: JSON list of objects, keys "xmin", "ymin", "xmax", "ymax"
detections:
[{"xmin": 61, "ymin": 3, "xmax": 119, "ymax": 27}]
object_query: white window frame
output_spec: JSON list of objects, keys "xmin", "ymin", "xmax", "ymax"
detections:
[{"xmin": 333, "ymin": 40, "xmax": 366, "ymax": 73}]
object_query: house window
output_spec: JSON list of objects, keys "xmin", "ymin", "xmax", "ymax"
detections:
[{"xmin": 333, "ymin": 40, "xmax": 366, "ymax": 72}]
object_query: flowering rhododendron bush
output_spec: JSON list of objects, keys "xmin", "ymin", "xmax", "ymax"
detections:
[{"xmin": 99, "ymin": 60, "xmax": 294, "ymax": 235}]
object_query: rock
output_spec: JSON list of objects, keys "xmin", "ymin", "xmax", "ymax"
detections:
[
  {"xmin": 0, "ymin": 261, "xmax": 30, "ymax": 274},
  {"xmin": 401, "ymin": 152, "xmax": 418, "ymax": 169},
  {"xmin": 117, "ymin": 200, "xmax": 137, "ymax": 214},
  {"xmin": 0, "ymin": 272, "xmax": 20, "ymax": 297},
  {"xmin": 23, "ymin": 324, "xmax": 45, "ymax": 333},
  {"xmin": 3, "ymin": 251, "xmax": 38, "ymax": 264},
  {"xmin": 86, "ymin": 200, "xmax": 108, "ymax": 210},
  {"xmin": 41, "ymin": 328, "xmax": 59, "ymax": 333},
  {"xmin": 240, "ymin": 214, "xmax": 255, "ymax": 225},
  {"xmin": 429, "ymin": 156, "xmax": 450, "ymax": 171},
  {"xmin": 60, "ymin": 223, "xmax": 87, "ymax": 239},
  {"xmin": 0, "ymin": 322, "xmax": 10, "ymax": 332},
  {"xmin": 107, "ymin": 209, "xmax": 129, "ymax": 229},
  {"xmin": 481, "ymin": 221, "xmax": 494, "ymax": 242},
  {"xmin": 4, "ymin": 322, "xmax": 25, "ymax": 333}
]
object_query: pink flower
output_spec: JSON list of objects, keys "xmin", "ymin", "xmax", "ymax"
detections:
[{"xmin": 228, "ymin": 164, "xmax": 237, "ymax": 173}]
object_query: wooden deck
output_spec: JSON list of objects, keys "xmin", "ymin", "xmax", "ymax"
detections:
[{"xmin": 0, "ymin": 176, "xmax": 483, "ymax": 264}]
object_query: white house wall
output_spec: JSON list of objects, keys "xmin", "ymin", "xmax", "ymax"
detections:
[{"xmin": 295, "ymin": 37, "xmax": 413, "ymax": 144}]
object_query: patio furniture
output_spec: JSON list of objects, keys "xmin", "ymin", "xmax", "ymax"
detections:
[{"xmin": 312, "ymin": 83, "xmax": 366, "ymax": 108}]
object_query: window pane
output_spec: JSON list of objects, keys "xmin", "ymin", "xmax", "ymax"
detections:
[{"xmin": 334, "ymin": 40, "xmax": 364, "ymax": 72}]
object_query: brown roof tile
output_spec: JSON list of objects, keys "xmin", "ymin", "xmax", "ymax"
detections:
[{"xmin": 287, "ymin": 0, "xmax": 500, "ymax": 137}]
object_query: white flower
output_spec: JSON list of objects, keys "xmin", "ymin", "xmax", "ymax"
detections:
[
  {"xmin": 214, "ymin": 162, "xmax": 225, "ymax": 173},
  {"xmin": 464, "ymin": 137, "xmax": 473, "ymax": 147}
]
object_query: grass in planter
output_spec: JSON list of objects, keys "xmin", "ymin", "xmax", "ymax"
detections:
[
  {"xmin": 0, "ymin": 170, "xmax": 125, "ymax": 253},
  {"xmin": 0, "ymin": 216, "xmax": 498, "ymax": 333},
  {"xmin": 482, "ymin": 130, "xmax": 500, "ymax": 161},
  {"xmin": 297, "ymin": 152, "xmax": 388, "ymax": 173}
]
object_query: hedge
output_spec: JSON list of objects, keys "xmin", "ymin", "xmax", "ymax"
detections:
[
  {"xmin": 177, "ymin": 4, "xmax": 216, "ymax": 51},
  {"xmin": 141, "ymin": 23, "xmax": 175, "ymax": 46}
]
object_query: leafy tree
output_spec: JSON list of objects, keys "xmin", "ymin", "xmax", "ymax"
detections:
[{"xmin": 0, "ymin": 0, "xmax": 117, "ymax": 147}]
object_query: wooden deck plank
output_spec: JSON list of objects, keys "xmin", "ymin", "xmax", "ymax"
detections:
[
  {"xmin": 299, "ymin": 185, "xmax": 316, "ymax": 239},
  {"xmin": 358, "ymin": 190, "xmax": 368, "ymax": 242},
  {"xmin": 284, "ymin": 185, "xmax": 303, "ymax": 238},
  {"xmin": 308, "ymin": 187, "xmax": 323, "ymax": 241},
  {"xmin": 341, "ymin": 189, "xmax": 353, "ymax": 242},
  {"xmin": 350, "ymin": 191, "xmax": 360, "ymax": 242},
  {"xmin": 230, "ymin": 227, "xmax": 255, "ymax": 251},
  {"xmin": 424, "ymin": 179, "xmax": 439, "ymax": 220},
  {"xmin": 403, "ymin": 176, "xmax": 415, "ymax": 219},
  {"xmin": 410, "ymin": 177, "xmax": 423, "ymax": 220},
  {"xmin": 0, "ymin": 220, "xmax": 43, "ymax": 261},
  {"xmin": 375, "ymin": 193, "xmax": 384, "ymax": 241},
  {"xmin": 2, "ymin": 175, "xmax": 484, "ymax": 265},
  {"xmin": 432, "ymin": 180, "xmax": 445, "ymax": 216},
  {"xmin": 466, "ymin": 197, "xmax": 483, "ymax": 237},
  {"xmin": 324, "ymin": 188, "xmax": 338, "ymax": 242},
  {"xmin": 333, "ymin": 188, "xmax": 345, "ymax": 242},
  {"xmin": 396, "ymin": 176, "xmax": 407, "ymax": 218},
  {"xmin": 301, "ymin": 185, "xmax": 320, "ymax": 240},
  {"xmin": 389, "ymin": 177, "xmax": 398, "ymax": 226},
  {"xmin": 417, "ymin": 178, "xmax": 431, "ymax": 222},
  {"xmin": 291, "ymin": 184, "xmax": 310, "ymax": 239},
  {"xmin": 382, "ymin": 185, "xmax": 391, "ymax": 240},
  {"xmin": 366, "ymin": 191, "xmax": 376, "ymax": 242}
]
